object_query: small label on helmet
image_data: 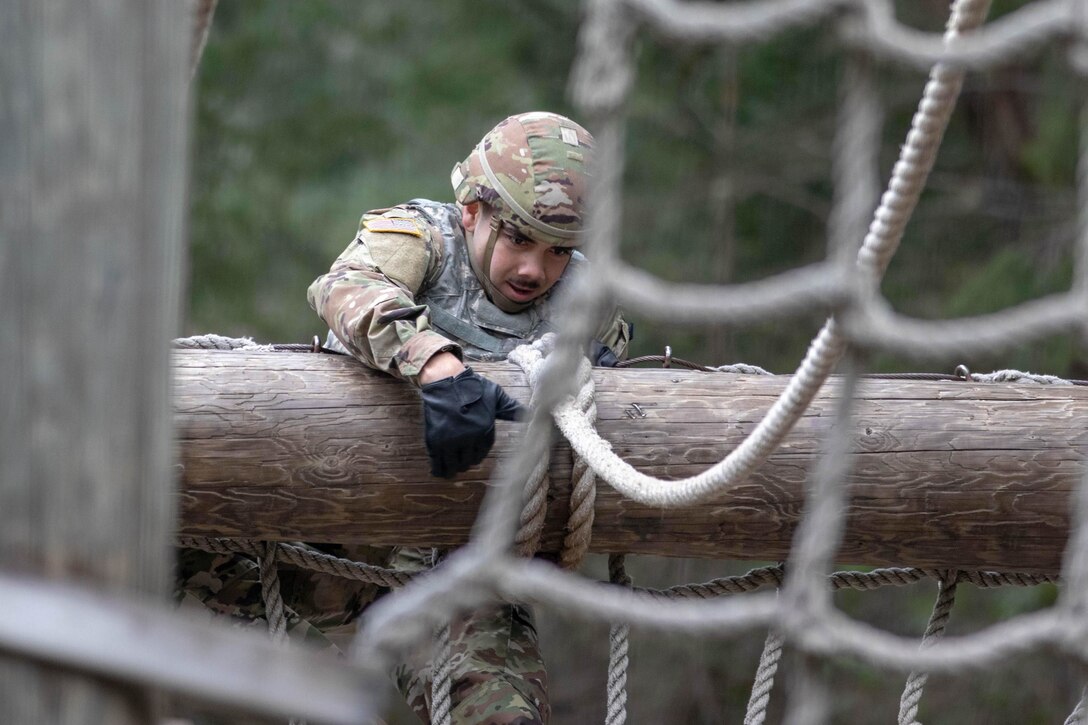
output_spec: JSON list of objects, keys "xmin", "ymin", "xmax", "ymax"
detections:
[
  {"xmin": 560, "ymin": 127, "xmax": 579, "ymax": 146},
  {"xmin": 450, "ymin": 164, "xmax": 465, "ymax": 189}
]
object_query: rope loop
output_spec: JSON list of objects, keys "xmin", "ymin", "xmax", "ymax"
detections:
[{"xmin": 508, "ymin": 337, "xmax": 600, "ymax": 569}]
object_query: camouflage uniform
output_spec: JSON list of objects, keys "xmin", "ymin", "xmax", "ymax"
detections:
[
  {"xmin": 394, "ymin": 603, "xmax": 550, "ymax": 724},
  {"xmin": 309, "ymin": 198, "xmax": 628, "ymax": 369},
  {"xmin": 303, "ymin": 192, "xmax": 627, "ymax": 723},
  {"xmin": 174, "ymin": 543, "xmax": 392, "ymax": 655},
  {"xmin": 180, "ymin": 113, "xmax": 628, "ymax": 725},
  {"xmin": 306, "ymin": 113, "xmax": 629, "ymax": 725}
]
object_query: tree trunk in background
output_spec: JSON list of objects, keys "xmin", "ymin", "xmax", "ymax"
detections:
[{"xmin": 0, "ymin": 1, "xmax": 188, "ymax": 722}]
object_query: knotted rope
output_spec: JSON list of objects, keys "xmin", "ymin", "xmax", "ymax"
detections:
[{"xmin": 508, "ymin": 337, "xmax": 600, "ymax": 570}]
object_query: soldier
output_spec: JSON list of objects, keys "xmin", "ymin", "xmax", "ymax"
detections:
[{"xmin": 307, "ymin": 111, "xmax": 629, "ymax": 723}]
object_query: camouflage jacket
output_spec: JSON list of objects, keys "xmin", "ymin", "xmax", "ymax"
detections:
[{"xmin": 307, "ymin": 199, "xmax": 630, "ymax": 380}]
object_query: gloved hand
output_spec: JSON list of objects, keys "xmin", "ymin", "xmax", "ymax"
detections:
[
  {"xmin": 420, "ymin": 367, "xmax": 526, "ymax": 478},
  {"xmin": 588, "ymin": 340, "xmax": 620, "ymax": 367}
]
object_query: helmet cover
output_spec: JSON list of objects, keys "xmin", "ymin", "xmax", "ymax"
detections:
[{"xmin": 452, "ymin": 111, "xmax": 594, "ymax": 247}]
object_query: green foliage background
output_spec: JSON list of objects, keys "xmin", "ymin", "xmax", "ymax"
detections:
[{"xmin": 189, "ymin": 1, "xmax": 1084, "ymax": 722}]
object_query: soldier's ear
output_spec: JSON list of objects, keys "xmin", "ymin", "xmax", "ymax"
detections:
[{"xmin": 461, "ymin": 202, "xmax": 480, "ymax": 233}]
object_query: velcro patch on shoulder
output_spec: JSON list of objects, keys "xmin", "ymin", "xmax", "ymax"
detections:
[{"xmin": 363, "ymin": 217, "xmax": 424, "ymax": 237}]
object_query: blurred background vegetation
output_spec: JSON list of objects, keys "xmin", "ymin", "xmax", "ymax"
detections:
[{"xmin": 189, "ymin": 1, "xmax": 1082, "ymax": 721}]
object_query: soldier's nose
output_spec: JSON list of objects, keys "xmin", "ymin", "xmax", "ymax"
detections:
[{"xmin": 517, "ymin": 257, "xmax": 546, "ymax": 283}]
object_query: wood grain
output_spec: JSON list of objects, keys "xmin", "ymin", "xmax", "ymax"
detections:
[{"xmin": 176, "ymin": 350, "xmax": 1088, "ymax": 574}]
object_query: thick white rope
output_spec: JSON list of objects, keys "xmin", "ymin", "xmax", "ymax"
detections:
[
  {"xmin": 602, "ymin": 0, "xmax": 1075, "ymax": 330},
  {"xmin": 624, "ymin": 0, "xmax": 1069, "ymax": 70},
  {"xmin": 490, "ymin": 557, "xmax": 1060, "ymax": 672},
  {"xmin": 514, "ymin": 417, "xmax": 552, "ymax": 558},
  {"xmin": 510, "ymin": 338, "xmax": 600, "ymax": 568},
  {"xmin": 511, "ymin": 0, "xmax": 989, "ymax": 511},
  {"xmin": 560, "ymin": 357, "xmax": 599, "ymax": 569}
]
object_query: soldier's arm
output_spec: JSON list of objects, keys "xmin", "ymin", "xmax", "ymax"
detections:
[
  {"xmin": 595, "ymin": 307, "xmax": 632, "ymax": 362},
  {"xmin": 307, "ymin": 212, "xmax": 462, "ymax": 385}
]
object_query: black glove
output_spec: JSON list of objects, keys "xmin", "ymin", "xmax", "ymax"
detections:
[
  {"xmin": 420, "ymin": 367, "xmax": 526, "ymax": 478},
  {"xmin": 588, "ymin": 340, "xmax": 620, "ymax": 367}
]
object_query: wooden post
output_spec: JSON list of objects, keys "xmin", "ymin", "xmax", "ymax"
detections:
[
  {"xmin": 0, "ymin": 1, "xmax": 188, "ymax": 722},
  {"xmin": 176, "ymin": 351, "xmax": 1088, "ymax": 574}
]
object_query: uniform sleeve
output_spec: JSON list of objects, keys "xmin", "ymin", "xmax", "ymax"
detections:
[
  {"xmin": 307, "ymin": 209, "xmax": 462, "ymax": 385},
  {"xmin": 595, "ymin": 306, "xmax": 632, "ymax": 362}
]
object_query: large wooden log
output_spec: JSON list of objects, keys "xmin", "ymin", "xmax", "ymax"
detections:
[{"xmin": 175, "ymin": 349, "xmax": 1088, "ymax": 574}]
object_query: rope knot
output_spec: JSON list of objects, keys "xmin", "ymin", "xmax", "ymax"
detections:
[{"xmin": 508, "ymin": 337, "xmax": 599, "ymax": 570}]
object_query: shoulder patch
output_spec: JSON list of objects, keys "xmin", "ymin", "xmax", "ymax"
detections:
[{"xmin": 363, "ymin": 217, "xmax": 424, "ymax": 238}]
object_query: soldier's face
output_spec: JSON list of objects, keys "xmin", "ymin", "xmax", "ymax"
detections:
[{"xmin": 463, "ymin": 204, "xmax": 573, "ymax": 304}]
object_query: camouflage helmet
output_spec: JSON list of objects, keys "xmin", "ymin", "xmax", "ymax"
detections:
[{"xmin": 451, "ymin": 112, "xmax": 594, "ymax": 247}]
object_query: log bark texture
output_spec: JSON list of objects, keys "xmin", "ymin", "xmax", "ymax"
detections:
[{"xmin": 176, "ymin": 349, "xmax": 1088, "ymax": 574}]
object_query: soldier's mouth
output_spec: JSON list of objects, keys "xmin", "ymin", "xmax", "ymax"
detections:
[{"xmin": 504, "ymin": 280, "xmax": 540, "ymax": 301}]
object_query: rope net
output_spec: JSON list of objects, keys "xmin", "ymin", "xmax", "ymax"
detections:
[{"xmin": 180, "ymin": 0, "xmax": 1088, "ymax": 721}]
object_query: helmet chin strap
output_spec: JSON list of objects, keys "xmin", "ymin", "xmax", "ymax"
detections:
[{"xmin": 467, "ymin": 206, "xmax": 533, "ymax": 314}]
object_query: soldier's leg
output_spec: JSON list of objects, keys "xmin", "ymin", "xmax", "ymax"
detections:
[
  {"xmin": 394, "ymin": 602, "xmax": 549, "ymax": 725},
  {"xmin": 174, "ymin": 545, "xmax": 387, "ymax": 656}
]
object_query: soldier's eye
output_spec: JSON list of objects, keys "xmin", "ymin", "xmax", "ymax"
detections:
[
  {"xmin": 503, "ymin": 232, "xmax": 533, "ymax": 248},
  {"xmin": 551, "ymin": 247, "xmax": 574, "ymax": 257}
]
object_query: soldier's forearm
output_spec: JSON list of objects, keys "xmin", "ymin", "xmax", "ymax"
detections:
[{"xmin": 418, "ymin": 351, "xmax": 466, "ymax": 385}]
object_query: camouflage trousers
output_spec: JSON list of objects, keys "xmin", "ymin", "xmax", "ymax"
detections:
[
  {"xmin": 175, "ymin": 546, "xmax": 549, "ymax": 724},
  {"xmin": 394, "ymin": 602, "xmax": 549, "ymax": 724},
  {"xmin": 174, "ymin": 545, "xmax": 385, "ymax": 653}
]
